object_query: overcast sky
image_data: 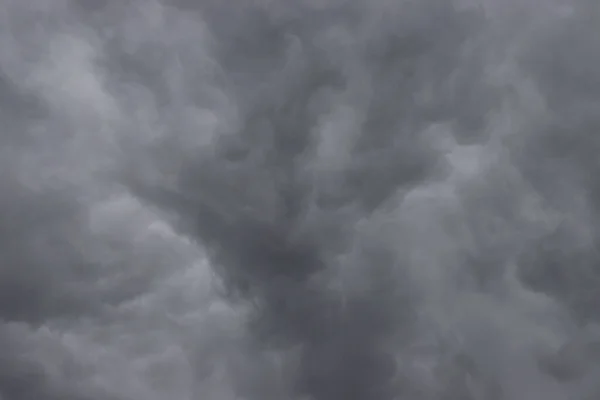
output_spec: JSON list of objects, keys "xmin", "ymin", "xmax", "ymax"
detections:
[{"xmin": 1, "ymin": 0, "xmax": 600, "ymax": 399}]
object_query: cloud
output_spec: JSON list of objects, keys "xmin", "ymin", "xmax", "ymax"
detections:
[{"xmin": 1, "ymin": 0, "xmax": 600, "ymax": 399}]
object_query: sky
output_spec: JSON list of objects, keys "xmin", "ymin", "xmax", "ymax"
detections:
[{"xmin": 1, "ymin": 0, "xmax": 600, "ymax": 399}]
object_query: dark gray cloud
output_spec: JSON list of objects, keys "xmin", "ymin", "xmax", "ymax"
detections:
[{"xmin": 1, "ymin": 0, "xmax": 600, "ymax": 399}]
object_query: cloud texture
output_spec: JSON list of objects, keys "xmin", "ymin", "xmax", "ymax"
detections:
[{"xmin": 2, "ymin": 0, "xmax": 600, "ymax": 399}]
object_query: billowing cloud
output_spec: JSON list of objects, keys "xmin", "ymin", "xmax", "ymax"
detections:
[{"xmin": 1, "ymin": 0, "xmax": 600, "ymax": 399}]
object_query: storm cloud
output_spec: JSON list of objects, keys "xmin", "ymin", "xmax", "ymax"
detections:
[{"xmin": 1, "ymin": 0, "xmax": 600, "ymax": 399}]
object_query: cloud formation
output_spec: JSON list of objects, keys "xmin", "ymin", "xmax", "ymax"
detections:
[{"xmin": 1, "ymin": 0, "xmax": 600, "ymax": 399}]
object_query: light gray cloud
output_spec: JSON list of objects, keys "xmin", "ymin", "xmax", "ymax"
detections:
[{"xmin": 1, "ymin": 0, "xmax": 600, "ymax": 399}]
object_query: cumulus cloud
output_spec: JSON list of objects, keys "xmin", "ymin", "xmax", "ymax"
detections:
[{"xmin": 1, "ymin": 0, "xmax": 600, "ymax": 399}]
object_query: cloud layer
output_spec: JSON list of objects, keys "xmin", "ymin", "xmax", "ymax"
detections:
[{"xmin": 1, "ymin": 0, "xmax": 600, "ymax": 399}]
